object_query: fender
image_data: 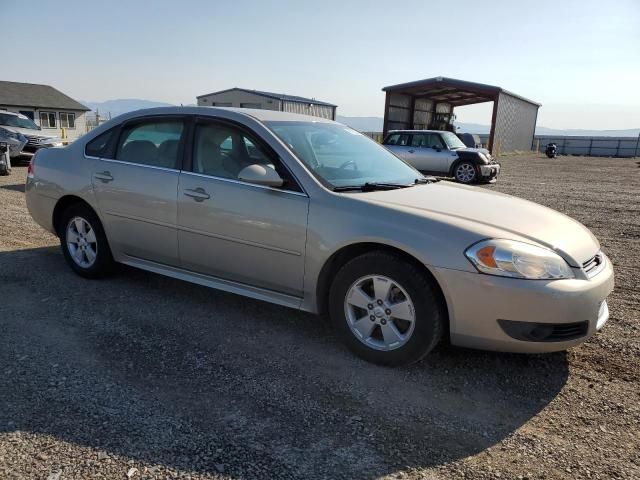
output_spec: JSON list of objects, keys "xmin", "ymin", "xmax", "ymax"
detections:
[{"xmin": 449, "ymin": 149, "xmax": 489, "ymax": 175}]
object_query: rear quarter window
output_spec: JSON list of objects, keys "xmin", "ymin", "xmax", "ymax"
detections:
[{"xmin": 85, "ymin": 129, "xmax": 115, "ymax": 157}]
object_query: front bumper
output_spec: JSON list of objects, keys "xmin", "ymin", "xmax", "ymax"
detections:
[
  {"xmin": 479, "ymin": 162, "xmax": 500, "ymax": 180},
  {"xmin": 433, "ymin": 257, "xmax": 614, "ymax": 353}
]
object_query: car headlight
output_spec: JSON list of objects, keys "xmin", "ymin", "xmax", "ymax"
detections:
[{"xmin": 465, "ymin": 239, "xmax": 574, "ymax": 279}]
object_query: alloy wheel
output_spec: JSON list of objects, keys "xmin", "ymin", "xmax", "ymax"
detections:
[
  {"xmin": 344, "ymin": 275, "xmax": 416, "ymax": 351},
  {"xmin": 66, "ymin": 217, "xmax": 98, "ymax": 268},
  {"xmin": 456, "ymin": 163, "xmax": 476, "ymax": 183}
]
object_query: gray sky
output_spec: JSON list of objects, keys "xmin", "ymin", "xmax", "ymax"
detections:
[{"xmin": 1, "ymin": 0, "xmax": 638, "ymax": 129}]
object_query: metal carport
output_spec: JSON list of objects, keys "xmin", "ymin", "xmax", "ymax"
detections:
[{"xmin": 382, "ymin": 77, "xmax": 541, "ymax": 154}]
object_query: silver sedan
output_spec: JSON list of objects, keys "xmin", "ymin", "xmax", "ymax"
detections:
[{"xmin": 26, "ymin": 107, "xmax": 614, "ymax": 366}]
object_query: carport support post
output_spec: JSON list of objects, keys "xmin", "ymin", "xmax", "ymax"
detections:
[
  {"xmin": 382, "ymin": 93, "xmax": 390, "ymax": 137},
  {"xmin": 488, "ymin": 99, "xmax": 499, "ymax": 154},
  {"xmin": 408, "ymin": 96, "xmax": 416, "ymax": 130}
]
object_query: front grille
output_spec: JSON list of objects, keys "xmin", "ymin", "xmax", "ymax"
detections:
[
  {"xmin": 25, "ymin": 135, "xmax": 42, "ymax": 146},
  {"xmin": 498, "ymin": 319, "xmax": 589, "ymax": 342},
  {"xmin": 583, "ymin": 252, "xmax": 605, "ymax": 278}
]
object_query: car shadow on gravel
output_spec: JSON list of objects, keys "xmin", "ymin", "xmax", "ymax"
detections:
[
  {"xmin": 0, "ymin": 247, "xmax": 569, "ymax": 479},
  {"xmin": 0, "ymin": 183, "xmax": 25, "ymax": 192}
]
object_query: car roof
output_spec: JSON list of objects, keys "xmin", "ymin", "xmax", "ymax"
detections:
[
  {"xmin": 388, "ymin": 129, "xmax": 446, "ymax": 134},
  {"xmin": 112, "ymin": 106, "xmax": 336, "ymax": 124}
]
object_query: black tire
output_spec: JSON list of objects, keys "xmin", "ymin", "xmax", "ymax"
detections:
[
  {"xmin": 59, "ymin": 203, "xmax": 114, "ymax": 278},
  {"xmin": 453, "ymin": 160, "xmax": 478, "ymax": 184},
  {"xmin": 329, "ymin": 251, "xmax": 445, "ymax": 366}
]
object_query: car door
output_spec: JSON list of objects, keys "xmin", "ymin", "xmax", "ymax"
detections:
[
  {"xmin": 383, "ymin": 133, "xmax": 417, "ymax": 163},
  {"xmin": 177, "ymin": 118, "xmax": 309, "ymax": 297},
  {"xmin": 418, "ymin": 133, "xmax": 456, "ymax": 173},
  {"xmin": 91, "ymin": 117, "xmax": 185, "ymax": 267},
  {"xmin": 406, "ymin": 133, "xmax": 438, "ymax": 171}
]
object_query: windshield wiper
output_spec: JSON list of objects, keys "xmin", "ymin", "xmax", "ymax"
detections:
[
  {"xmin": 333, "ymin": 177, "xmax": 439, "ymax": 192},
  {"xmin": 333, "ymin": 182, "xmax": 413, "ymax": 192}
]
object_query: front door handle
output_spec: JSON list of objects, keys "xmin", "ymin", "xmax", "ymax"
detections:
[
  {"xmin": 184, "ymin": 187, "xmax": 210, "ymax": 202},
  {"xmin": 94, "ymin": 171, "xmax": 113, "ymax": 183},
  {"xmin": 408, "ymin": 149, "xmax": 415, "ymax": 153}
]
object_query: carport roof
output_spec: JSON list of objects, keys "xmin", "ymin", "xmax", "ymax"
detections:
[
  {"xmin": 0, "ymin": 81, "xmax": 90, "ymax": 111},
  {"xmin": 382, "ymin": 76, "xmax": 541, "ymax": 107}
]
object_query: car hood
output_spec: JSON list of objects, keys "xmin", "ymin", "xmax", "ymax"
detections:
[
  {"xmin": 358, "ymin": 182, "xmax": 599, "ymax": 267},
  {"xmin": 0, "ymin": 125, "xmax": 59, "ymax": 139}
]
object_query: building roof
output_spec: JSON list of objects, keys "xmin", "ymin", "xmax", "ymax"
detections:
[
  {"xmin": 382, "ymin": 76, "xmax": 541, "ymax": 107},
  {"xmin": 196, "ymin": 87, "xmax": 337, "ymax": 107},
  {"xmin": 0, "ymin": 81, "xmax": 90, "ymax": 111}
]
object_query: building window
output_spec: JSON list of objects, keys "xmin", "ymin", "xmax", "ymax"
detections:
[
  {"xmin": 60, "ymin": 112, "xmax": 76, "ymax": 129},
  {"xmin": 39, "ymin": 111, "xmax": 57, "ymax": 128},
  {"xmin": 240, "ymin": 103, "xmax": 262, "ymax": 109},
  {"xmin": 212, "ymin": 102, "xmax": 232, "ymax": 107}
]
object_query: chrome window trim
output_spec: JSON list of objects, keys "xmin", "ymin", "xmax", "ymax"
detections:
[
  {"xmin": 95, "ymin": 157, "xmax": 181, "ymax": 173},
  {"xmin": 180, "ymin": 170, "xmax": 309, "ymax": 198}
]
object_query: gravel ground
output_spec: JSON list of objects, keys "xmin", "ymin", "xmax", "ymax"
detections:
[{"xmin": 0, "ymin": 154, "xmax": 638, "ymax": 480}]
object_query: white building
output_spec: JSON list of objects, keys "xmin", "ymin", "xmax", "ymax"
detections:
[
  {"xmin": 0, "ymin": 80, "xmax": 90, "ymax": 142},
  {"xmin": 196, "ymin": 87, "xmax": 337, "ymax": 120}
]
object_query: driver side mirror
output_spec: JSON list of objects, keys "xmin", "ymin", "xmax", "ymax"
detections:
[
  {"xmin": 238, "ymin": 164, "xmax": 284, "ymax": 188},
  {"xmin": 431, "ymin": 145, "xmax": 441, "ymax": 152}
]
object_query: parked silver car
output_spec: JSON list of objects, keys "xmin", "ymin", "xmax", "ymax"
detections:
[
  {"xmin": 0, "ymin": 111, "xmax": 63, "ymax": 159},
  {"xmin": 383, "ymin": 129, "xmax": 500, "ymax": 183},
  {"xmin": 26, "ymin": 107, "xmax": 613, "ymax": 365}
]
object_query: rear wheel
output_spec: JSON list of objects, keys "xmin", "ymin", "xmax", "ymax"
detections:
[
  {"xmin": 329, "ymin": 252, "xmax": 445, "ymax": 366},
  {"xmin": 454, "ymin": 161, "xmax": 477, "ymax": 184},
  {"xmin": 59, "ymin": 203, "xmax": 114, "ymax": 278}
]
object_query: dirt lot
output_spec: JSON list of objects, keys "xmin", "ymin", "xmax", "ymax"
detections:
[{"xmin": 0, "ymin": 154, "xmax": 638, "ymax": 480}]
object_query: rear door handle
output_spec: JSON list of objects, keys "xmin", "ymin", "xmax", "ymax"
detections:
[
  {"xmin": 184, "ymin": 187, "xmax": 210, "ymax": 202},
  {"xmin": 94, "ymin": 171, "xmax": 113, "ymax": 183},
  {"xmin": 408, "ymin": 149, "xmax": 415, "ymax": 153}
]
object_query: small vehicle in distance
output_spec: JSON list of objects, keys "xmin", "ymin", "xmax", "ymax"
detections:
[
  {"xmin": 545, "ymin": 142, "xmax": 558, "ymax": 158},
  {"xmin": 26, "ymin": 107, "xmax": 613, "ymax": 366},
  {"xmin": 383, "ymin": 129, "xmax": 500, "ymax": 184},
  {"xmin": 0, "ymin": 111, "xmax": 63, "ymax": 162}
]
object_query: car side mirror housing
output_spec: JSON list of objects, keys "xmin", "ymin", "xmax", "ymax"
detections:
[
  {"xmin": 238, "ymin": 164, "xmax": 284, "ymax": 188},
  {"xmin": 432, "ymin": 145, "xmax": 441, "ymax": 151}
]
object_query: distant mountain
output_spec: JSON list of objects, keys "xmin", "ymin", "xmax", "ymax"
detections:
[
  {"xmin": 336, "ymin": 116, "xmax": 384, "ymax": 132},
  {"xmin": 338, "ymin": 115, "xmax": 639, "ymax": 137},
  {"xmin": 82, "ymin": 99, "xmax": 175, "ymax": 118}
]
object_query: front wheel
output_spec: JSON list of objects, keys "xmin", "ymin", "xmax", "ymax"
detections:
[
  {"xmin": 329, "ymin": 252, "xmax": 445, "ymax": 366},
  {"xmin": 454, "ymin": 161, "xmax": 477, "ymax": 184}
]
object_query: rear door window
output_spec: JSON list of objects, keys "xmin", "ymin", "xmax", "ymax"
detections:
[{"xmin": 115, "ymin": 120, "xmax": 184, "ymax": 169}]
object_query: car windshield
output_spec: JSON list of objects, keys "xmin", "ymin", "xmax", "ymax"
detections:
[
  {"xmin": 0, "ymin": 113, "xmax": 39, "ymax": 130},
  {"xmin": 440, "ymin": 131, "xmax": 466, "ymax": 150},
  {"xmin": 265, "ymin": 121, "xmax": 422, "ymax": 189}
]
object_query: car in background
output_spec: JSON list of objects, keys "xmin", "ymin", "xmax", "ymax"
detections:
[
  {"xmin": 26, "ymin": 107, "xmax": 613, "ymax": 366},
  {"xmin": 0, "ymin": 111, "xmax": 63, "ymax": 161},
  {"xmin": 383, "ymin": 129, "xmax": 500, "ymax": 184}
]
